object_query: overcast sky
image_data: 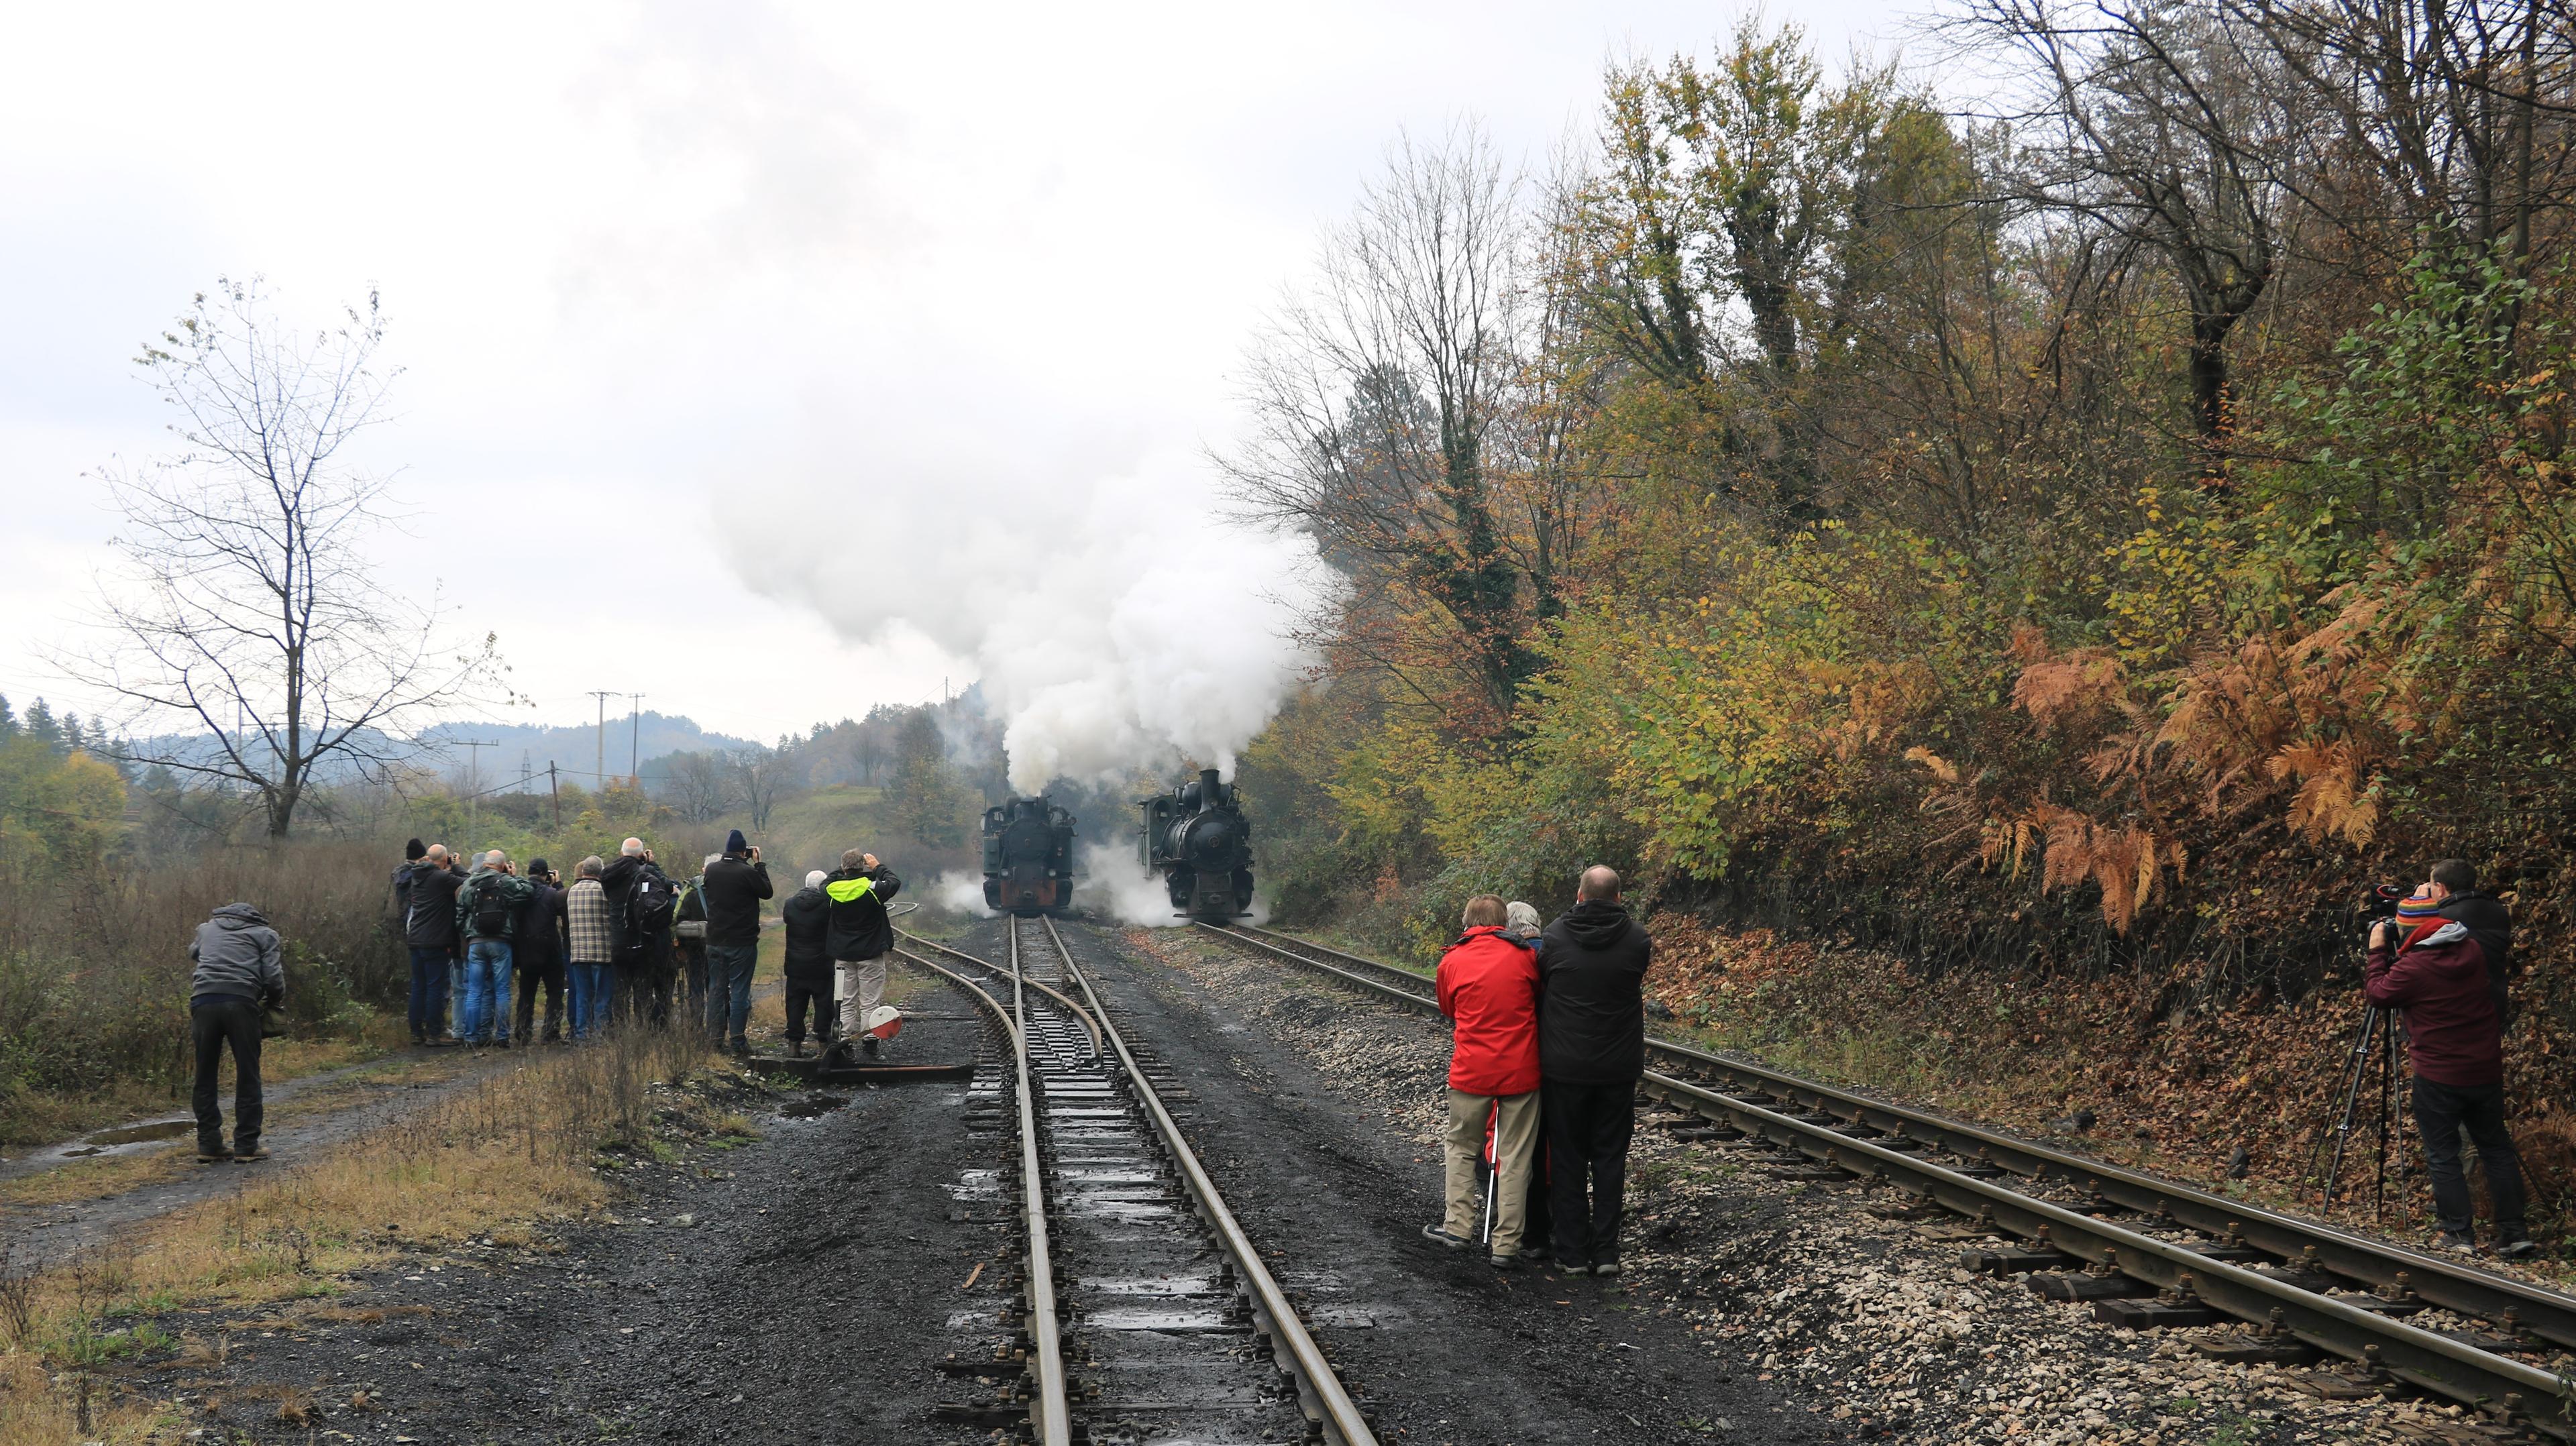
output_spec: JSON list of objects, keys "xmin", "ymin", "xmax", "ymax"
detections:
[{"xmin": 0, "ymin": 1, "xmax": 1907, "ymax": 745}]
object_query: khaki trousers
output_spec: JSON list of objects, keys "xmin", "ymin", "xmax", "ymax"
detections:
[
  {"xmin": 1443, "ymin": 1087, "xmax": 1541, "ymax": 1255},
  {"xmin": 836, "ymin": 958, "xmax": 887, "ymax": 1036}
]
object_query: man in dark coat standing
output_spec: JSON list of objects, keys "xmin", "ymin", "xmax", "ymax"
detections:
[
  {"xmin": 780, "ymin": 869, "xmax": 835, "ymax": 1056},
  {"xmin": 699, "ymin": 829, "xmax": 773, "ymax": 1056},
  {"xmin": 1536, "ymin": 865, "xmax": 1651, "ymax": 1276},
  {"xmin": 512, "ymin": 858, "xmax": 570, "ymax": 1044},
  {"xmin": 601, "ymin": 838, "xmax": 678, "ymax": 1027},
  {"xmin": 400, "ymin": 844, "xmax": 468, "ymax": 1046}
]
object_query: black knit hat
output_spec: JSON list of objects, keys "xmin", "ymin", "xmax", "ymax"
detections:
[
  {"xmin": 528, "ymin": 857, "xmax": 550, "ymax": 876},
  {"xmin": 405, "ymin": 837, "xmax": 427, "ymax": 860}
]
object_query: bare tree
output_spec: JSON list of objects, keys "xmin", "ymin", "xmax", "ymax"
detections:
[
  {"xmin": 1957, "ymin": 0, "xmax": 2299, "ymax": 458},
  {"xmin": 1223, "ymin": 125, "xmax": 1556, "ymax": 717},
  {"xmin": 661, "ymin": 750, "xmax": 736, "ymax": 822},
  {"xmin": 58, "ymin": 279, "xmax": 506, "ymax": 838},
  {"xmin": 732, "ymin": 744, "xmax": 792, "ymax": 831}
]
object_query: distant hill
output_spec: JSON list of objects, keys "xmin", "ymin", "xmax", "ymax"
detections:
[{"xmin": 420, "ymin": 712, "xmax": 760, "ymax": 790}]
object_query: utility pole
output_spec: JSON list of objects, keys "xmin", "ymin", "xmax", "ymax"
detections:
[
  {"xmin": 453, "ymin": 738, "xmax": 501, "ymax": 848},
  {"xmin": 586, "ymin": 690, "xmax": 618, "ymax": 790},
  {"xmin": 548, "ymin": 761, "xmax": 561, "ymax": 829},
  {"xmin": 627, "ymin": 693, "xmax": 645, "ymax": 786}
]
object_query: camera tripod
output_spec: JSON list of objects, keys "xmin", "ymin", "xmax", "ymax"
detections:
[{"xmin": 2319, "ymin": 1001, "xmax": 2404, "ymax": 1218}]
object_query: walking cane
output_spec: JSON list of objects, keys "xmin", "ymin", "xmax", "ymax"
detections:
[{"xmin": 1481, "ymin": 1099, "xmax": 1499, "ymax": 1245}]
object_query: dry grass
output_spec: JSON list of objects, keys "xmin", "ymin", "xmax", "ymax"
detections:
[{"xmin": 0, "ymin": 1020, "xmax": 756, "ymax": 1439}]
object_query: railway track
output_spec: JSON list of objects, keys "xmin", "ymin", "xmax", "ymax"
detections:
[
  {"xmin": 897, "ymin": 919, "xmax": 1377, "ymax": 1446},
  {"xmin": 1199, "ymin": 920, "xmax": 2576, "ymax": 1439}
]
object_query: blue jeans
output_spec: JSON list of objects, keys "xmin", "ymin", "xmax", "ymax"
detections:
[
  {"xmin": 706, "ymin": 942, "xmax": 757, "ymax": 1042},
  {"xmin": 408, "ymin": 947, "xmax": 451, "ymax": 1040},
  {"xmin": 566, "ymin": 962, "xmax": 612, "ymax": 1039},
  {"xmin": 459, "ymin": 939, "xmax": 515, "ymax": 1043}
]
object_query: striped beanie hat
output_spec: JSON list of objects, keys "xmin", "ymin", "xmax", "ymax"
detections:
[{"xmin": 2396, "ymin": 890, "xmax": 2448, "ymax": 947}]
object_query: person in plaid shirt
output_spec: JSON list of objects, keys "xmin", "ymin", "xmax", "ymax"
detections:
[{"xmin": 564, "ymin": 856, "xmax": 615, "ymax": 1040}]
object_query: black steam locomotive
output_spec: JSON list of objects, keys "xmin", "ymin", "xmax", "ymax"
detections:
[
  {"xmin": 1139, "ymin": 768, "xmax": 1254, "ymax": 923},
  {"xmin": 981, "ymin": 795, "xmax": 1076, "ymax": 915}
]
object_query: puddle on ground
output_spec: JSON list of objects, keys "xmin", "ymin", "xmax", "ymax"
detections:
[
  {"xmin": 46, "ymin": 1118, "xmax": 196, "ymax": 1160},
  {"xmin": 775, "ymin": 1093, "xmax": 848, "ymax": 1119}
]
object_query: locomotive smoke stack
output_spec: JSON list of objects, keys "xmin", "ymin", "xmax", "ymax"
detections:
[{"xmin": 1200, "ymin": 767, "xmax": 1222, "ymax": 797}]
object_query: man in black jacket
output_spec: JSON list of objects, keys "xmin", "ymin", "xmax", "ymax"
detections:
[
  {"xmin": 513, "ymin": 859, "xmax": 570, "ymax": 1044},
  {"xmin": 1536, "ymin": 866, "xmax": 1652, "ymax": 1276},
  {"xmin": 822, "ymin": 849, "xmax": 902, "ymax": 1062},
  {"xmin": 400, "ymin": 844, "xmax": 468, "ymax": 1046},
  {"xmin": 781, "ymin": 869, "xmax": 835, "ymax": 1055},
  {"xmin": 700, "ymin": 828, "xmax": 774, "ymax": 1056},
  {"xmin": 601, "ymin": 838, "xmax": 678, "ymax": 1027},
  {"xmin": 2430, "ymin": 858, "xmax": 2514, "ymax": 1021}
]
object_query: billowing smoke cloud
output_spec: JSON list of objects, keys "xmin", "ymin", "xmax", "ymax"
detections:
[{"xmin": 726, "ymin": 443, "xmax": 1318, "ymax": 795}]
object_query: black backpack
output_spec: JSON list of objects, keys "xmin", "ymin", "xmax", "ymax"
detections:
[
  {"xmin": 470, "ymin": 879, "xmax": 511, "ymax": 938},
  {"xmin": 626, "ymin": 870, "xmax": 678, "ymax": 936}
]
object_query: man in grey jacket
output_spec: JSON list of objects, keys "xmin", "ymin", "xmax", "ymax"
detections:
[{"xmin": 188, "ymin": 901, "xmax": 286, "ymax": 1162}]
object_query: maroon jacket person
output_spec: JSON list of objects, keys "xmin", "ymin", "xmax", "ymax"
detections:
[{"xmin": 2367, "ymin": 887, "xmax": 2531, "ymax": 1254}]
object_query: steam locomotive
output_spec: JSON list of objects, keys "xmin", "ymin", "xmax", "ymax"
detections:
[
  {"xmin": 981, "ymin": 795, "xmax": 1076, "ymax": 915},
  {"xmin": 1139, "ymin": 768, "xmax": 1254, "ymax": 923}
]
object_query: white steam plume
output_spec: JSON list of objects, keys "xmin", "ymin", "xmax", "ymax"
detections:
[{"xmin": 724, "ymin": 445, "xmax": 1317, "ymax": 794}]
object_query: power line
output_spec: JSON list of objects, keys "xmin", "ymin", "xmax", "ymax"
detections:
[{"xmin": 584, "ymin": 690, "xmax": 619, "ymax": 790}]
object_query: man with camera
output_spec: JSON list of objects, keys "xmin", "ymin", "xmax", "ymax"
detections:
[
  {"xmin": 699, "ymin": 828, "xmax": 774, "ymax": 1057},
  {"xmin": 2367, "ymin": 867, "xmax": 2534, "ymax": 1257}
]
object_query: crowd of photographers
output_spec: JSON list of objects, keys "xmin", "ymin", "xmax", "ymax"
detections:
[
  {"xmin": 178, "ymin": 828, "xmax": 904, "ymax": 1164},
  {"xmin": 380, "ymin": 830, "xmax": 901, "ymax": 1060}
]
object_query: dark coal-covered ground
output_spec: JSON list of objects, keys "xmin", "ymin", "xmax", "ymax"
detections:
[{"xmin": 127, "ymin": 917, "xmax": 1837, "ymax": 1445}]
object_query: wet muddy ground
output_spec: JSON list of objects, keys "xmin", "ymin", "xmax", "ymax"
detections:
[{"xmin": 108, "ymin": 920, "xmax": 1835, "ymax": 1444}]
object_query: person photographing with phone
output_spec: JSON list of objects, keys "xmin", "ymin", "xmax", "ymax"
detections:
[
  {"xmin": 698, "ymin": 829, "xmax": 773, "ymax": 1056},
  {"xmin": 2367, "ymin": 867, "xmax": 2534, "ymax": 1257}
]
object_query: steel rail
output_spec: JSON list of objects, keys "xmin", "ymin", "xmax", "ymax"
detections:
[
  {"xmin": 889, "ymin": 945, "xmax": 1073, "ymax": 1445},
  {"xmin": 1218, "ymin": 920, "xmax": 2576, "ymax": 1346},
  {"xmin": 1042, "ymin": 917, "xmax": 1380, "ymax": 1446},
  {"xmin": 902, "ymin": 928, "xmax": 1103, "ymax": 1058},
  {"xmin": 1198, "ymin": 922, "xmax": 2576, "ymax": 1436}
]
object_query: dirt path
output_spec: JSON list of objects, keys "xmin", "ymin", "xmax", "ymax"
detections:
[{"xmin": 2, "ymin": 1046, "xmax": 529, "ymax": 1270}]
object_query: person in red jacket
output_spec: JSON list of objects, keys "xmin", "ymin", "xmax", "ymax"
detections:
[
  {"xmin": 1423, "ymin": 894, "xmax": 1542, "ymax": 1268},
  {"xmin": 2368, "ymin": 885, "xmax": 2534, "ymax": 1256}
]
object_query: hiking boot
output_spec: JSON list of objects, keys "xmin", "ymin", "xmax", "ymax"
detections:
[
  {"xmin": 1591, "ymin": 1258, "xmax": 1623, "ymax": 1278},
  {"xmin": 2498, "ymin": 1237, "xmax": 2540, "ymax": 1260},
  {"xmin": 1490, "ymin": 1252, "xmax": 1522, "ymax": 1270},
  {"xmin": 496, "ymin": 1038, "xmax": 513, "ymax": 1050},
  {"xmin": 1522, "ymin": 1241, "xmax": 1553, "ymax": 1262},
  {"xmin": 729, "ymin": 1038, "xmax": 751, "ymax": 1059},
  {"xmin": 1419, "ymin": 1224, "xmax": 1471, "ymax": 1251},
  {"xmin": 233, "ymin": 1143, "xmax": 270, "ymax": 1162},
  {"xmin": 2433, "ymin": 1230, "xmax": 2477, "ymax": 1255},
  {"xmin": 788, "ymin": 1040, "xmax": 806, "ymax": 1058},
  {"xmin": 410, "ymin": 1031, "xmax": 428, "ymax": 1047},
  {"xmin": 196, "ymin": 1143, "xmax": 231, "ymax": 1164}
]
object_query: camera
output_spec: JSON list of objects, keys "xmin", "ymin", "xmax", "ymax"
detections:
[{"xmin": 2361, "ymin": 883, "xmax": 2408, "ymax": 921}]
